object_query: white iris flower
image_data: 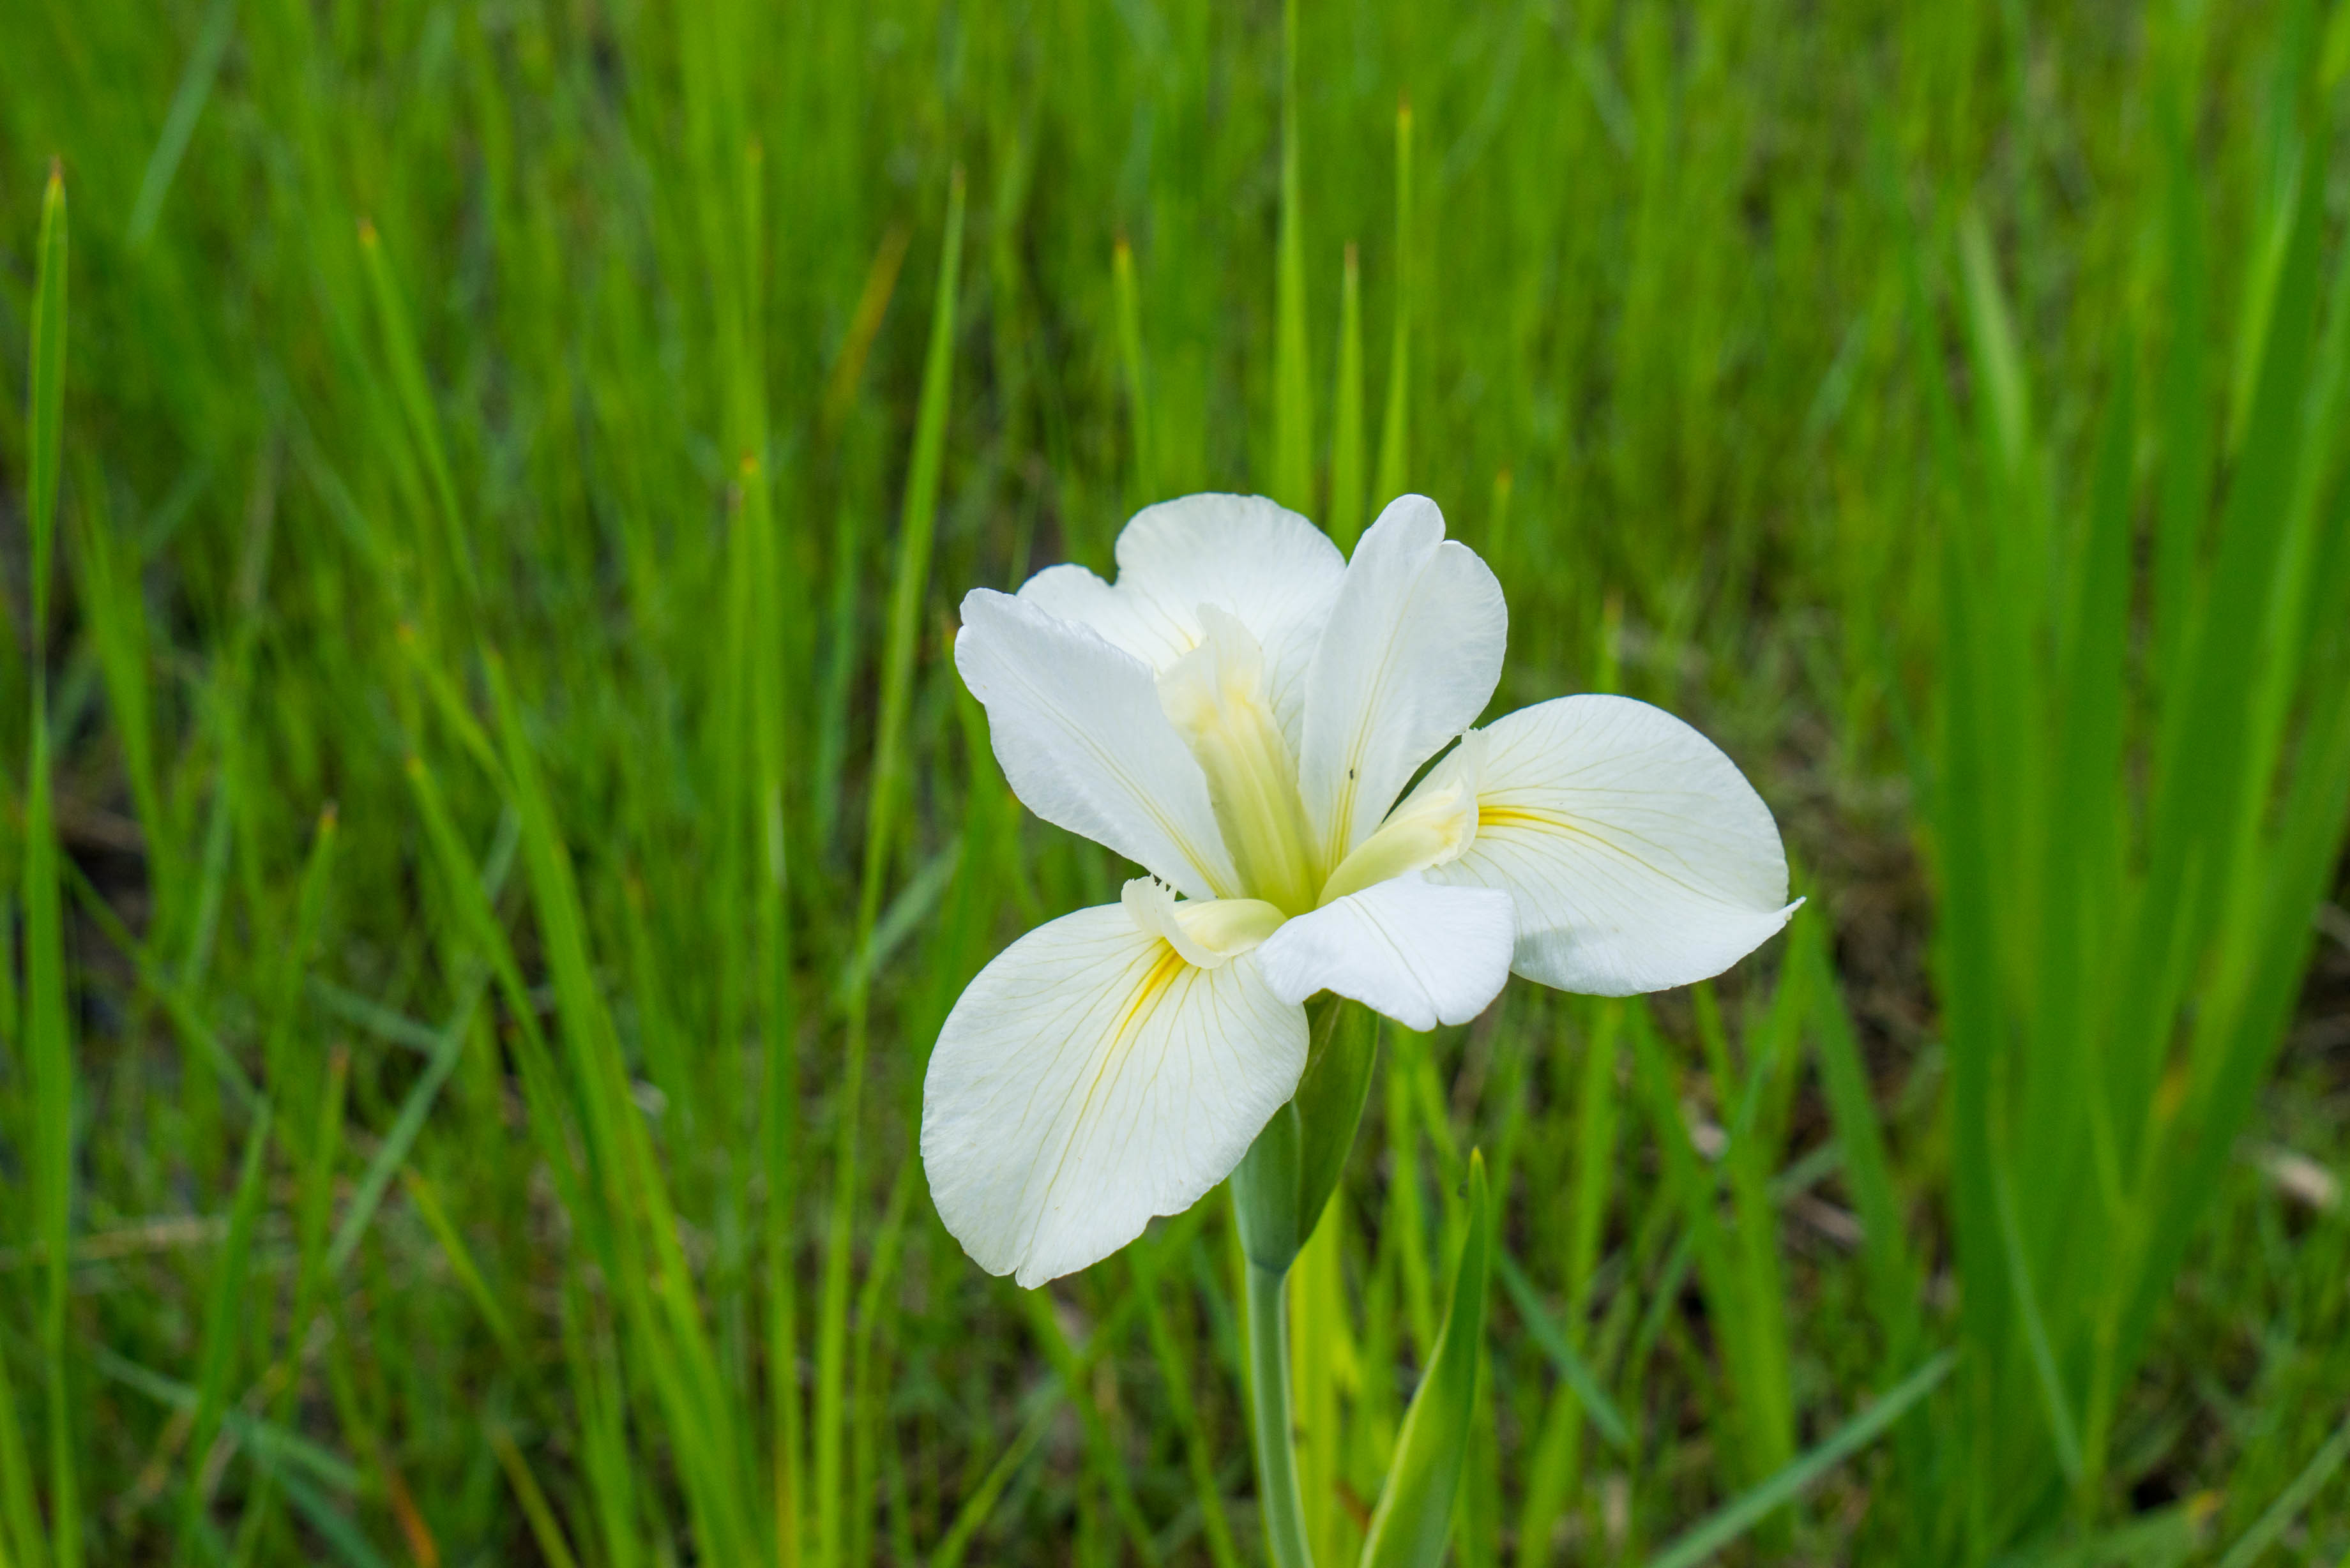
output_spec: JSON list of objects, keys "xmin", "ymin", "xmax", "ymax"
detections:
[{"xmin": 923, "ymin": 494, "xmax": 1797, "ymax": 1286}]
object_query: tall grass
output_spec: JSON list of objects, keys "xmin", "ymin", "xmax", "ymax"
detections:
[
  {"xmin": 1921, "ymin": 17, "xmax": 2350, "ymax": 1553},
  {"xmin": 1, "ymin": 1, "xmax": 2347, "ymax": 1563}
]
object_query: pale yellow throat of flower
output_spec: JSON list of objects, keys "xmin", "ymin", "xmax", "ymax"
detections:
[
  {"xmin": 1156, "ymin": 605, "xmax": 1325, "ymax": 916},
  {"xmin": 1156, "ymin": 606, "xmax": 1483, "ymax": 922},
  {"xmin": 1317, "ymin": 756, "xmax": 1481, "ymax": 903}
]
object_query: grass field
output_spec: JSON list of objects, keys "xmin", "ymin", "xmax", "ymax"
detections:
[{"xmin": 4, "ymin": 0, "xmax": 2350, "ymax": 1562}]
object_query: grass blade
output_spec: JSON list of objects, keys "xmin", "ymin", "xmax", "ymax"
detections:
[
  {"xmin": 1493, "ymin": 1252, "xmax": 1631, "ymax": 1453},
  {"xmin": 490, "ymin": 1427, "xmax": 586, "ymax": 1568},
  {"xmin": 23, "ymin": 162, "xmax": 77, "ymax": 1568},
  {"xmin": 1639, "ymin": 1350, "xmax": 1957, "ymax": 1568},
  {"xmin": 266, "ymin": 1466, "xmax": 391, "ymax": 1568},
  {"xmin": 356, "ymin": 218, "xmax": 476, "ymax": 608},
  {"xmin": 0, "ymin": 1346, "xmax": 39, "ymax": 1568},
  {"xmin": 925, "ymin": 1399, "xmax": 1055, "ymax": 1568},
  {"xmin": 401, "ymin": 1167, "xmax": 519, "ymax": 1360},
  {"xmin": 1329, "ymin": 244, "xmax": 1366, "ymax": 548},
  {"xmin": 177, "ymin": 1104, "xmax": 273, "ymax": 1557},
  {"xmin": 28, "ymin": 165, "xmax": 65, "ymax": 640},
  {"xmin": 1130, "ymin": 1245, "xmax": 1244, "ymax": 1568},
  {"xmin": 1360, "ymin": 1150, "xmax": 1491, "ymax": 1568},
  {"xmin": 1270, "ymin": 0, "xmax": 1312, "ymax": 515},
  {"xmin": 2213, "ymin": 1412, "xmax": 2350, "ymax": 1568},
  {"xmin": 483, "ymin": 651, "xmax": 762, "ymax": 1564},
  {"xmin": 819, "ymin": 164, "xmax": 964, "ymax": 1568},
  {"xmin": 126, "ymin": 0, "xmax": 240, "ymax": 244},
  {"xmin": 324, "ymin": 935, "xmax": 490, "ymax": 1270},
  {"xmin": 91, "ymin": 1349, "xmax": 361, "ymax": 1495},
  {"xmin": 1802, "ymin": 920, "xmax": 1923, "ymax": 1373},
  {"xmin": 68, "ymin": 467, "xmax": 171, "ymax": 912},
  {"xmin": 1373, "ymin": 96, "xmax": 1413, "ymax": 509},
  {"xmin": 1114, "ymin": 234, "xmax": 1155, "ymax": 505}
]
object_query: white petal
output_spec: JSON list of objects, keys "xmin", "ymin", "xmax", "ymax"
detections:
[
  {"xmin": 922, "ymin": 903, "xmax": 1308, "ymax": 1287},
  {"xmin": 1299, "ymin": 495, "xmax": 1507, "ymax": 868},
  {"xmin": 1425, "ymin": 695, "xmax": 1798, "ymax": 995},
  {"xmin": 956, "ymin": 590, "xmax": 1240, "ymax": 901},
  {"xmin": 1254, "ymin": 873, "xmax": 1515, "ymax": 1032},
  {"xmin": 1017, "ymin": 494, "xmax": 1345, "ymax": 748}
]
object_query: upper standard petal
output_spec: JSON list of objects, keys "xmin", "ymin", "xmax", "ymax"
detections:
[
  {"xmin": 1298, "ymin": 495, "xmax": 1506, "ymax": 872},
  {"xmin": 921, "ymin": 901, "xmax": 1308, "ymax": 1288},
  {"xmin": 955, "ymin": 589, "xmax": 1240, "ymax": 900},
  {"xmin": 1423, "ymin": 694, "xmax": 1797, "ymax": 995},
  {"xmin": 1017, "ymin": 494, "xmax": 1344, "ymax": 750}
]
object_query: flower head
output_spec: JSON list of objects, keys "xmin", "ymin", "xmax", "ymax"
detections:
[{"xmin": 923, "ymin": 494, "xmax": 1797, "ymax": 1286}]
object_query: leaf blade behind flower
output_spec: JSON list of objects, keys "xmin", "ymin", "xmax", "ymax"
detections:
[{"xmin": 1358, "ymin": 1150, "xmax": 1491, "ymax": 1568}]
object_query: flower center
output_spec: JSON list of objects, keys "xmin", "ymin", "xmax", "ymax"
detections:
[
  {"xmin": 1316, "ymin": 762, "xmax": 1480, "ymax": 905},
  {"xmin": 1122, "ymin": 877, "xmax": 1285, "ymax": 966},
  {"xmin": 1157, "ymin": 607, "xmax": 1324, "ymax": 916}
]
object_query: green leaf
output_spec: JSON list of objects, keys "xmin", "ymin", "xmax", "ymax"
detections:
[{"xmin": 1359, "ymin": 1150, "xmax": 1492, "ymax": 1568}]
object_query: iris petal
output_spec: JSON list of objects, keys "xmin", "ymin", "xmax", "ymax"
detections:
[
  {"xmin": 1423, "ymin": 695, "xmax": 1798, "ymax": 995},
  {"xmin": 1017, "ymin": 494, "xmax": 1345, "ymax": 750},
  {"xmin": 955, "ymin": 589, "xmax": 1239, "ymax": 900},
  {"xmin": 1298, "ymin": 495, "xmax": 1507, "ymax": 871},
  {"xmin": 1254, "ymin": 871, "xmax": 1515, "ymax": 1031},
  {"xmin": 922, "ymin": 902, "xmax": 1307, "ymax": 1287}
]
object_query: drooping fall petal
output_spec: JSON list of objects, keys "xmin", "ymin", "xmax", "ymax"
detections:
[
  {"xmin": 1421, "ymin": 694, "xmax": 1798, "ymax": 995},
  {"xmin": 923, "ymin": 902, "xmax": 1308, "ymax": 1286}
]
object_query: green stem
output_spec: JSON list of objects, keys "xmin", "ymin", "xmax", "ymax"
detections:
[{"xmin": 1245, "ymin": 1259, "xmax": 1315, "ymax": 1568}]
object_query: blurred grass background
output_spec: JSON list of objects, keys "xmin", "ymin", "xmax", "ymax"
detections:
[{"xmin": 4, "ymin": 0, "xmax": 2350, "ymax": 1562}]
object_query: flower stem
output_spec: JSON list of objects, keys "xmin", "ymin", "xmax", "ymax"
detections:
[{"xmin": 1245, "ymin": 1257, "xmax": 1315, "ymax": 1568}]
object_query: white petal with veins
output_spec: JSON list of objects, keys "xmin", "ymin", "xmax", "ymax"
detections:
[
  {"xmin": 1018, "ymin": 494, "xmax": 1344, "ymax": 748},
  {"xmin": 1254, "ymin": 872, "xmax": 1515, "ymax": 1032},
  {"xmin": 956, "ymin": 589, "xmax": 1239, "ymax": 900},
  {"xmin": 1299, "ymin": 495, "xmax": 1507, "ymax": 870},
  {"xmin": 1425, "ymin": 695, "xmax": 1798, "ymax": 995},
  {"xmin": 923, "ymin": 903, "xmax": 1307, "ymax": 1286}
]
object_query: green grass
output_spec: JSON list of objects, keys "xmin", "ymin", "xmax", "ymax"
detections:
[{"xmin": 4, "ymin": 1, "xmax": 2350, "ymax": 1563}]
